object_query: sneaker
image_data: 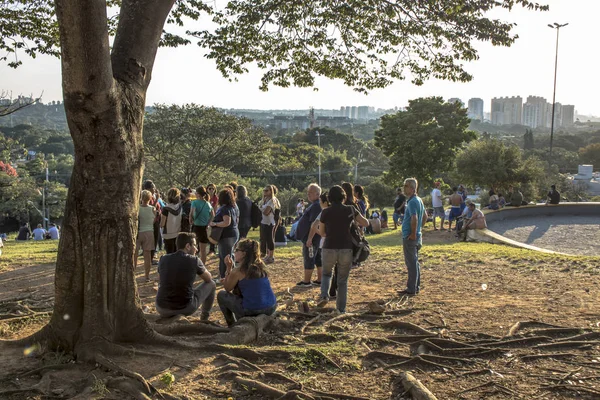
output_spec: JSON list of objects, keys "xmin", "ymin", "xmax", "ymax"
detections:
[
  {"xmin": 296, "ymin": 281, "xmax": 312, "ymax": 287},
  {"xmin": 264, "ymin": 256, "xmax": 274, "ymax": 264},
  {"xmin": 311, "ymin": 280, "xmax": 321, "ymax": 286},
  {"xmin": 213, "ymin": 278, "xmax": 221, "ymax": 284},
  {"xmin": 316, "ymin": 297, "xmax": 329, "ymax": 308}
]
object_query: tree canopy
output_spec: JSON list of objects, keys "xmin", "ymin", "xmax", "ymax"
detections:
[
  {"xmin": 374, "ymin": 96, "xmax": 476, "ymax": 184},
  {"xmin": 143, "ymin": 104, "xmax": 270, "ymax": 189}
]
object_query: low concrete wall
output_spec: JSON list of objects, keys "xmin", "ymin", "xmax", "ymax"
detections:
[{"xmin": 467, "ymin": 203, "xmax": 600, "ymax": 255}]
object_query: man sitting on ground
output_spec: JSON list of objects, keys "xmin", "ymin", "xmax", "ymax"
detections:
[
  {"xmin": 459, "ymin": 202, "xmax": 487, "ymax": 241},
  {"xmin": 32, "ymin": 224, "xmax": 46, "ymax": 241},
  {"xmin": 155, "ymin": 232, "xmax": 216, "ymax": 320}
]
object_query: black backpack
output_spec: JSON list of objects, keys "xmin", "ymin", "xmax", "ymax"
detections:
[
  {"xmin": 250, "ymin": 202, "xmax": 262, "ymax": 229},
  {"xmin": 349, "ymin": 209, "xmax": 370, "ymax": 263}
]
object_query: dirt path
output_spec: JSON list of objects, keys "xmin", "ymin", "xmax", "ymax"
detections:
[{"xmin": 0, "ymin": 237, "xmax": 599, "ymax": 399}]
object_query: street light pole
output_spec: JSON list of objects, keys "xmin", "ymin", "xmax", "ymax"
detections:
[
  {"xmin": 548, "ymin": 22, "xmax": 568, "ymax": 158},
  {"xmin": 315, "ymin": 130, "xmax": 322, "ymax": 187}
]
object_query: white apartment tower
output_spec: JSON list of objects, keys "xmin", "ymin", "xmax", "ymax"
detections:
[
  {"xmin": 522, "ymin": 96, "xmax": 549, "ymax": 129},
  {"xmin": 467, "ymin": 98, "xmax": 484, "ymax": 121},
  {"xmin": 491, "ymin": 96, "xmax": 523, "ymax": 125}
]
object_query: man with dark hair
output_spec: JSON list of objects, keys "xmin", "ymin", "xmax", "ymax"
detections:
[
  {"xmin": 16, "ymin": 222, "xmax": 31, "ymax": 241},
  {"xmin": 180, "ymin": 188, "xmax": 192, "ymax": 233},
  {"xmin": 547, "ymin": 185, "xmax": 561, "ymax": 205},
  {"xmin": 392, "ymin": 188, "xmax": 406, "ymax": 230},
  {"xmin": 155, "ymin": 232, "xmax": 216, "ymax": 320}
]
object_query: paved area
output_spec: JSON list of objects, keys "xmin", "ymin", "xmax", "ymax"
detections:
[{"xmin": 488, "ymin": 215, "xmax": 600, "ymax": 256}]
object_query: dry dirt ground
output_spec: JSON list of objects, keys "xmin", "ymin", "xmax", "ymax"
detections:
[{"xmin": 0, "ymin": 228, "xmax": 599, "ymax": 400}]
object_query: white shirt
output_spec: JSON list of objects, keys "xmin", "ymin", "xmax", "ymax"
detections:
[
  {"xmin": 431, "ymin": 188, "xmax": 443, "ymax": 207},
  {"xmin": 261, "ymin": 198, "xmax": 280, "ymax": 225}
]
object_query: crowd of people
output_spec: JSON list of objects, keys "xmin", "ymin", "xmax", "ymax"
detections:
[{"xmin": 138, "ymin": 176, "xmax": 553, "ymax": 323}]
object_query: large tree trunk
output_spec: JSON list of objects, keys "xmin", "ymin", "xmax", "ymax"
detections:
[
  {"xmin": 48, "ymin": 83, "xmax": 151, "ymax": 352},
  {"xmin": 30, "ymin": 0, "xmax": 176, "ymax": 354}
]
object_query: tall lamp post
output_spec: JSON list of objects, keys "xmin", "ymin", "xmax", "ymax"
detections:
[
  {"xmin": 548, "ymin": 22, "xmax": 568, "ymax": 158},
  {"xmin": 315, "ymin": 130, "xmax": 323, "ymax": 186}
]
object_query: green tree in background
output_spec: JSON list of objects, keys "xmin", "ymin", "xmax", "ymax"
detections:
[
  {"xmin": 579, "ymin": 143, "xmax": 600, "ymax": 168},
  {"xmin": 523, "ymin": 129, "xmax": 535, "ymax": 150},
  {"xmin": 375, "ymin": 97, "xmax": 476, "ymax": 184},
  {"xmin": 456, "ymin": 138, "xmax": 545, "ymax": 200},
  {"xmin": 143, "ymin": 105, "xmax": 270, "ymax": 189}
]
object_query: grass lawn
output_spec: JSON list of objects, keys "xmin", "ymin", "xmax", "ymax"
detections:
[{"xmin": 0, "ymin": 226, "xmax": 598, "ymax": 399}]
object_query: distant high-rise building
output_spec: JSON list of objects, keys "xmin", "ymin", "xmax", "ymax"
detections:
[
  {"xmin": 561, "ymin": 105, "xmax": 575, "ymax": 126},
  {"xmin": 523, "ymin": 96, "xmax": 549, "ymax": 129},
  {"xmin": 340, "ymin": 106, "xmax": 346, "ymax": 117},
  {"xmin": 448, "ymin": 98, "xmax": 464, "ymax": 107},
  {"xmin": 491, "ymin": 96, "xmax": 522, "ymax": 125},
  {"xmin": 350, "ymin": 106, "xmax": 358, "ymax": 119},
  {"xmin": 345, "ymin": 106, "xmax": 352, "ymax": 118},
  {"xmin": 467, "ymin": 98, "xmax": 484, "ymax": 121},
  {"xmin": 357, "ymin": 106, "xmax": 369, "ymax": 120},
  {"xmin": 547, "ymin": 102, "xmax": 562, "ymax": 129}
]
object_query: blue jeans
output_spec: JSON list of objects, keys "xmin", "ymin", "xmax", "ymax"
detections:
[
  {"xmin": 218, "ymin": 236, "xmax": 237, "ymax": 278},
  {"xmin": 402, "ymin": 238, "xmax": 421, "ymax": 293},
  {"xmin": 320, "ymin": 249, "xmax": 353, "ymax": 313},
  {"xmin": 217, "ymin": 290, "xmax": 277, "ymax": 327},
  {"xmin": 302, "ymin": 242, "xmax": 319, "ymax": 270}
]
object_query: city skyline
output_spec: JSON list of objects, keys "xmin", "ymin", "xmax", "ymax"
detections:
[{"xmin": 0, "ymin": 0, "xmax": 598, "ymax": 116}]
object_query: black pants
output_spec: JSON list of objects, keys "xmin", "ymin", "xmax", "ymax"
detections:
[
  {"xmin": 260, "ymin": 223, "xmax": 274, "ymax": 256},
  {"xmin": 164, "ymin": 238, "xmax": 177, "ymax": 254}
]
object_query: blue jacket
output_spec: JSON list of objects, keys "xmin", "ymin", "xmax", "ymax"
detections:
[{"xmin": 295, "ymin": 200, "xmax": 321, "ymax": 244}]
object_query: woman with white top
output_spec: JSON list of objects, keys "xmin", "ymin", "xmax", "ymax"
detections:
[{"xmin": 259, "ymin": 184, "xmax": 280, "ymax": 264}]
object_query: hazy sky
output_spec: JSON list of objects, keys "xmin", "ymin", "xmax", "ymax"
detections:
[{"xmin": 1, "ymin": 0, "xmax": 598, "ymax": 115}]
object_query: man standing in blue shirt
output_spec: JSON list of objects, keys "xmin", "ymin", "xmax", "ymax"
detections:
[
  {"xmin": 399, "ymin": 178, "xmax": 428, "ymax": 296},
  {"xmin": 294, "ymin": 183, "xmax": 322, "ymax": 287}
]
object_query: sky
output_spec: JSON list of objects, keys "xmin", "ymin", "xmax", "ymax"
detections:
[{"xmin": 1, "ymin": 0, "xmax": 599, "ymax": 115}]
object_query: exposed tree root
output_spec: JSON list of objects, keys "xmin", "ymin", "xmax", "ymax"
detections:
[
  {"xmin": 234, "ymin": 375, "xmax": 286, "ymax": 398},
  {"xmin": 307, "ymin": 388, "xmax": 371, "ymax": 400},
  {"xmin": 93, "ymin": 353, "xmax": 153, "ymax": 396},
  {"xmin": 369, "ymin": 320, "xmax": 436, "ymax": 335},
  {"xmin": 0, "ymin": 323, "xmax": 54, "ymax": 347},
  {"xmin": 364, "ymin": 350, "xmax": 412, "ymax": 364},
  {"xmin": 520, "ymin": 352, "xmax": 580, "ymax": 361},
  {"xmin": 530, "ymin": 327, "xmax": 588, "ymax": 336},
  {"xmin": 507, "ymin": 320, "xmax": 564, "ymax": 336},
  {"xmin": 211, "ymin": 345, "xmax": 292, "ymax": 361},
  {"xmin": 214, "ymin": 353, "xmax": 264, "ymax": 372},
  {"xmin": 0, "ymin": 311, "xmax": 51, "ymax": 322},
  {"xmin": 534, "ymin": 340, "xmax": 600, "ymax": 350},
  {"xmin": 459, "ymin": 368, "xmax": 496, "ymax": 377},
  {"xmin": 541, "ymin": 383, "xmax": 600, "ymax": 396},
  {"xmin": 276, "ymin": 391, "xmax": 316, "ymax": 400},
  {"xmin": 300, "ymin": 313, "xmax": 326, "ymax": 334},
  {"xmin": 385, "ymin": 355, "xmax": 456, "ymax": 371},
  {"xmin": 456, "ymin": 381, "xmax": 516, "ymax": 396},
  {"xmin": 107, "ymin": 376, "xmax": 152, "ymax": 400},
  {"xmin": 152, "ymin": 322, "xmax": 229, "ymax": 336},
  {"xmin": 395, "ymin": 371, "xmax": 439, "ymax": 400},
  {"xmin": 261, "ymin": 371, "xmax": 303, "ymax": 390},
  {"xmin": 19, "ymin": 362, "xmax": 74, "ymax": 377},
  {"xmin": 213, "ymin": 314, "xmax": 274, "ymax": 345},
  {"xmin": 306, "ymin": 348, "xmax": 341, "ymax": 369},
  {"xmin": 388, "ymin": 334, "xmax": 437, "ymax": 343},
  {"xmin": 479, "ymin": 335, "xmax": 553, "ymax": 348},
  {"xmin": 0, "ymin": 373, "xmax": 51, "ymax": 397},
  {"xmin": 556, "ymin": 331, "xmax": 600, "ymax": 342}
]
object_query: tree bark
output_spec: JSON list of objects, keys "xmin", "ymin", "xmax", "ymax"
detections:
[{"xmin": 33, "ymin": 0, "xmax": 176, "ymax": 353}]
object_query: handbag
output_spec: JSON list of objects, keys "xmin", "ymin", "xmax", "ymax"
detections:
[
  {"xmin": 349, "ymin": 209, "xmax": 370, "ymax": 263},
  {"xmin": 208, "ymin": 226, "xmax": 223, "ymax": 245}
]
